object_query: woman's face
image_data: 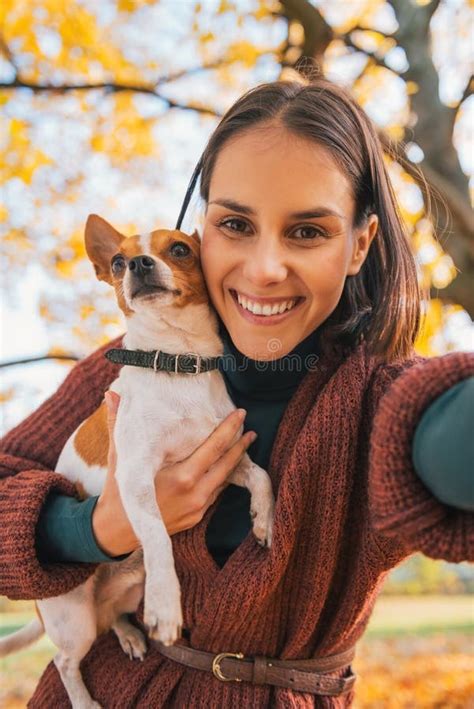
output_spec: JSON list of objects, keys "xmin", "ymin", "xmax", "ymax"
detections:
[{"xmin": 201, "ymin": 124, "xmax": 377, "ymax": 360}]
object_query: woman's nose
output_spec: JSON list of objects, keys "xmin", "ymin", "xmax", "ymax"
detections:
[{"xmin": 241, "ymin": 238, "xmax": 288, "ymax": 286}]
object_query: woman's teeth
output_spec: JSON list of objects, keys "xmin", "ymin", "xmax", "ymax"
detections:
[{"xmin": 236, "ymin": 292, "xmax": 297, "ymax": 316}]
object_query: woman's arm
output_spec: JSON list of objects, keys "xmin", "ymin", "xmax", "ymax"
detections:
[
  {"xmin": 412, "ymin": 377, "xmax": 473, "ymax": 511},
  {"xmin": 36, "ymin": 494, "xmax": 123, "ymax": 564},
  {"xmin": 0, "ymin": 336, "xmax": 122, "ymax": 599},
  {"xmin": 368, "ymin": 350, "xmax": 474, "ymax": 563}
]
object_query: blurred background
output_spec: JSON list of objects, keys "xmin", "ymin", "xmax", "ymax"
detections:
[{"xmin": 0, "ymin": 0, "xmax": 473, "ymax": 706}]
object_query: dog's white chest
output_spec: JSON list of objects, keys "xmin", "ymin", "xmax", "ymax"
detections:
[{"xmin": 110, "ymin": 367, "xmax": 235, "ymax": 465}]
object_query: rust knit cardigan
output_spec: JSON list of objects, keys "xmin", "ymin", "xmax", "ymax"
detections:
[{"xmin": 0, "ymin": 336, "xmax": 473, "ymax": 708}]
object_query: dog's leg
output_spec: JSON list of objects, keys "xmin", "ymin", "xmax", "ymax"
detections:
[
  {"xmin": 112, "ymin": 615, "xmax": 147, "ymax": 660},
  {"xmin": 229, "ymin": 455, "xmax": 275, "ymax": 548},
  {"xmin": 54, "ymin": 651, "xmax": 101, "ymax": 709},
  {"xmin": 38, "ymin": 578, "xmax": 101, "ymax": 709},
  {"xmin": 113, "ymin": 444, "xmax": 182, "ymax": 646}
]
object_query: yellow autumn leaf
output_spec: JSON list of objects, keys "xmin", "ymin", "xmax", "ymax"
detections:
[
  {"xmin": 90, "ymin": 93, "xmax": 156, "ymax": 163},
  {"xmin": 0, "ymin": 388, "xmax": 15, "ymax": 404},
  {"xmin": 414, "ymin": 298, "xmax": 461, "ymax": 356},
  {"xmin": 406, "ymin": 81, "xmax": 419, "ymax": 95},
  {"xmin": 80, "ymin": 305, "xmax": 95, "ymax": 319},
  {"xmin": 55, "ymin": 259, "xmax": 76, "ymax": 278},
  {"xmin": 67, "ymin": 231, "xmax": 87, "ymax": 259},
  {"xmin": 226, "ymin": 41, "xmax": 261, "ymax": 68},
  {"xmin": 218, "ymin": 0, "xmax": 235, "ymax": 13},
  {"xmin": 3, "ymin": 119, "xmax": 52, "ymax": 184},
  {"xmin": 200, "ymin": 32, "xmax": 215, "ymax": 44},
  {"xmin": 39, "ymin": 303, "xmax": 53, "ymax": 320}
]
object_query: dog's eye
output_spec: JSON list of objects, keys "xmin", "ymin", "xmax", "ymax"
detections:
[
  {"xmin": 111, "ymin": 255, "xmax": 126, "ymax": 274},
  {"xmin": 170, "ymin": 242, "xmax": 191, "ymax": 258}
]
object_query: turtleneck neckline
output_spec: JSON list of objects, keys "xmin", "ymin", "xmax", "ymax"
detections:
[{"xmin": 217, "ymin": 319, "xmax": 320, "ymax": 400}]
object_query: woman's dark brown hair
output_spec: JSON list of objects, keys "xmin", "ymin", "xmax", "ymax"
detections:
[{"xmin": 178, "ymin": 79, "xmax": 422, "ymax": 364}]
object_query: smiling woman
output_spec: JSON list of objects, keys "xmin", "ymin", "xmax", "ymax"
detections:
[
  {"xmin": 202, "ymin": 128, "xmax": 378, "ymax": 360},
  {"xmin": 0, "ymin": 78, "xmax": 472, "ymax": 709},
  {"xmin": 196, "ymin": 81, "xmax": 420, "ymax": 364}
]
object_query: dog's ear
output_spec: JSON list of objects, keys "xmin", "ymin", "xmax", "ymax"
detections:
[
  {"xmin": 85, "ymin": 215, "xmax": 124, "ymax": 284},
  {"xmin": 189, "ymin": 229, "xmax": 201, "ymax": 249}
]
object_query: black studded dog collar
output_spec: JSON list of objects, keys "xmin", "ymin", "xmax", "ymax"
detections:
[{"xmin": 105, "ymin": 348, "xmax": 222, "ymax": 375}]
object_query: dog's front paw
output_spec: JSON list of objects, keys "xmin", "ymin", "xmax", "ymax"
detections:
[
  {"xmin": 144, "ymin": 584, "xmax": 183, "ymax": 646},
  {"xmin": 251, "ymin": 498, "xmax": 274, "ymax": 548},
  {"xmin": 250, "ymin": 479, "xmax": 275, "ymax": 548}
]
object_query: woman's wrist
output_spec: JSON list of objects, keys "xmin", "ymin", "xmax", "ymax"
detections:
[{"xmin": 91, "ymin": 496, "xmax": 137, "ymax": 557}]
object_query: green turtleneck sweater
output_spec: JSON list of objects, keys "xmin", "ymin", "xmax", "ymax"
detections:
[{"xmin": 36, "ymin": 330, "xmax": 474, "ymax": 566}]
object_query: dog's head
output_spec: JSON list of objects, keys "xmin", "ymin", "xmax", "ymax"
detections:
[{"xmin": 84, "ymin": 214, "xmax": 209, "ymax": 317}]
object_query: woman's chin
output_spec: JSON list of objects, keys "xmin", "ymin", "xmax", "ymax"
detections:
[{"xmin": 228, "ymin": 330, "xmax": 293, "ymax": 361}]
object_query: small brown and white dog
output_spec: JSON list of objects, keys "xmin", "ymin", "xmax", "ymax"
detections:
[{"xmin": 0, "ymin": 215, "xmax": 274, "ymax": 709}]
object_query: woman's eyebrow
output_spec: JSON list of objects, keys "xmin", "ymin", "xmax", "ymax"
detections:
[{"xmin": 208, "ymin": 198, "xmax": 344, "ymax": 220}]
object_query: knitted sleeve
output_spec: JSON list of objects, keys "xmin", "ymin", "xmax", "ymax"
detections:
[
  {"xmin": 368, "ymin": 350, "xmax": 474, "ymax": 563},
  {"xmin": 0, "ymin": 336, "xmax": 122, "ymax": 600}
]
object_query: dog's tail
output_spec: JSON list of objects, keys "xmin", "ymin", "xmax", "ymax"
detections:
[{"xmin": 0, "ymin": 618, "xmax": 44, "ymax": 656}]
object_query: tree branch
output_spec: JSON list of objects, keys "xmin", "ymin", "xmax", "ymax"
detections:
[
  {"xmin": 279, "ymin": 0, "xmax": 333, "ymax": 75},
  {"xmin": 0, "ymin": 35, "xmax": 19, "ymax": 76},
  {"xmin": 0, "ymin": 78, "xmax": 222, "ymax": 116},
  {"xmin": 381, "ymin": 132, "xmax": 474, "ymax": 315},
  {"xmin": 0, "ymin": 354, "xmax": 80, "ymax": 369},
  {"xmin": 425, "ymin": 0, "xmax": 442, "ymax": 20},
  {"xmin": 340, "ymin": 32, "xmax": 389, "ymax": 71}
]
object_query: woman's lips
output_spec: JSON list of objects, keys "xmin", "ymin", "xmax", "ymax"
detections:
[{"xmin": 229, "ymin": 289, "xmax": 305, "ymax": 326}]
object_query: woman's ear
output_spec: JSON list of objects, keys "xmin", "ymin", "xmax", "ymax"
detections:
[{"xmin": 347, "ymin": 214, "xmax": 378, "ymax": 276}]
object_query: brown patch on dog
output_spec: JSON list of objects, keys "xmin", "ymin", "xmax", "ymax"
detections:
[
  {"xmin": 74, "ymin": 481, "xmax": 88, "ymax": 500},
  {"xmin": 34, "ymin": 602, "xmax": 45, "ymax": 629},
  {"xmin": 150, "ymin": 229, "xmax": 209, "ymax": 309},
  {"xmin": 74, "ymin": 402, "xmax": 109, "ymax": 468}
]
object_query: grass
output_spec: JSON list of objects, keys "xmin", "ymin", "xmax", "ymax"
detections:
[
  {"xmin": 1, "ymin": 595, "xmax": 473, "ymax": 707},
  {"xmin": 364, "ymin": 594, "xmax": 474, "ymax": 637}
]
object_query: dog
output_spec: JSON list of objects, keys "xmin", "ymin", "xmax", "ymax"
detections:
[{"xmin": 0, "ymin": 215, "xmax": 275, "ymax": 709}]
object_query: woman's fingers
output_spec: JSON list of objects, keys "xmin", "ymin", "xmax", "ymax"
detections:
[
  {"xmin": 104, "ymin": 390, "xmax": 120, "ymax": 419},
  {"xmin": 201, "ymin": 430, "xmax": 257, "ymax": 497},
  {"xmin": 189, "ymin": 409, "xmax": 247, "ymax": 473}
]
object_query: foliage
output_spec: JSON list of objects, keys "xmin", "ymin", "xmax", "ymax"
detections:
[
  {"xmin": 381, "ymin": 554, "xmax": 474, "ymax": 596},
  {"xmin": 353, "ymin": 633, "xmax": 474, "ymax": 708}
]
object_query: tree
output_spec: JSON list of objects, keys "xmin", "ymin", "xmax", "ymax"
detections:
[
  {"xmin": 0, "ymin": 0, "xmax": 472, "ymax": 402},
  {"xmin": 279, "ymin": 0, "xmax": 473, "ymax": 318}
]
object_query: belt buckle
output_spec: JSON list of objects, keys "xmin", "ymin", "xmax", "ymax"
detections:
[
  {"xmin": 175, "ymin": 353, "xmax": 201, "ymax": 375},
  {"xmin": 212, "ymin": 652, "xmax": 244, "ymax": 682}
]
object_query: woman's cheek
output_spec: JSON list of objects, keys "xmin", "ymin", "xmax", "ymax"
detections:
[
  {"xmin": 201, "ymin": 229, "xmax": 225, "ymax": 304},
  {"xmin": 304, "ymin": 259, "xmax": 348, "ymax": 318}
]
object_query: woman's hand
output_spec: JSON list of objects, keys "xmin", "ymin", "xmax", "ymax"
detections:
[{"xmin": 92, "ymin": 391, "xmax": 257, "ymax": 557}]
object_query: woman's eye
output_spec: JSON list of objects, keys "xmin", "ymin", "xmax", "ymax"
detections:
[
  {"xmin": 111, "ymin": 255, "xmax": 126, "ymax": 274},
  {"xmin": 292, "ymin": 226, "xmax": 326, "ymax": 240},
  {"xmin": 218, "ymin": 218, "xmax": 250, "ymax": 234}
]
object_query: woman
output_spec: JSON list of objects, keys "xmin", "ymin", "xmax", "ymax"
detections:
[{"xmin": 0, "ymin": 79, "xmax": 472, "ymax": 707}]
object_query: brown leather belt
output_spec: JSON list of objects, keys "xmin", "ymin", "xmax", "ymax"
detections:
[{"xmin": 154, "ymin": 640, "xmax": 356, "ymax": 696}]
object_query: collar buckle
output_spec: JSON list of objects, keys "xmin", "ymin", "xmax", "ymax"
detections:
[{"xmin": 175, "ymin": 352, "xmax": 202, "ymax": 375}]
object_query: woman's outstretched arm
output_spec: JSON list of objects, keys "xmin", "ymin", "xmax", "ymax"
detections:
[{"xmin": 368, "ymin": 350, "xmax": 474, "ymax": 563}]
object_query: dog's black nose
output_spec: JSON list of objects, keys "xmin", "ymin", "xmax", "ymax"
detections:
[{"xmin": 129, "ymin": 255, "xmax": 155, "ymax": 277}]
